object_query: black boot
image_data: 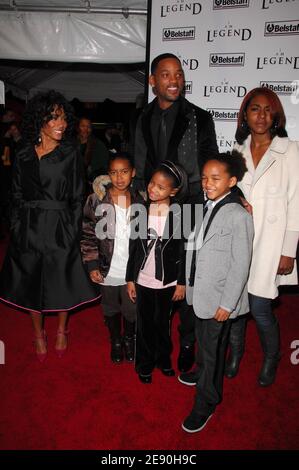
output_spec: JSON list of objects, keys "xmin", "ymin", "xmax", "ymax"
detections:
[
  {"xmin": 123, "ymin": 319, "xmax": 135, "ymax": 362},
  {"xmin": 106, "ymin": 314, "xmax": 123, "ymax": 363},
  {"xmin": 257, "ymin": 319, "xmax": 281, "ymax": 387},
  {"xmin": 225, "ymin": 316, "xmax": 247, "ymax": 379}
]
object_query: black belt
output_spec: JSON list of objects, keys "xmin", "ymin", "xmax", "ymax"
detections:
[{"xmin": 23, "ymin": 200, "xmax": 69, "ymax": 210}]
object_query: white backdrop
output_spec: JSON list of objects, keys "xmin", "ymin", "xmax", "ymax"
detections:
[{"xmin": 148, "ymin": 0, "xmax": 299, "ymax": 150}]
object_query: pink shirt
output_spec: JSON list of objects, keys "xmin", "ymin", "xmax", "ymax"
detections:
[{"xmin": 137, "ymin": 214, "xmax": 177, "ymax": 290}]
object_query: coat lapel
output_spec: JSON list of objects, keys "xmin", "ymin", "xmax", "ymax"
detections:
[
  {"xmin": 252, "ymin": 151, "xmax": 276, "ymax": 187},
  {"xmin": 162, "ymin": 205, "xmax": 181, "ymax": 248},
  {"xmin": 241, "ymin": 136, "xmax": 288, "ymax": 188}
]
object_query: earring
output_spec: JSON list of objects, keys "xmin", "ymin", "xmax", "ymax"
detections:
[
  {"xmin": 241, "ymin": 121, "xmax": 248, "ymax": 131},
  {"xmin": 38, "ymin": 135, "xmax": 42, "ymax": 143}
]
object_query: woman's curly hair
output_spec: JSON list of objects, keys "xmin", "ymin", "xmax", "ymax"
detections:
[{"xmin": 21, "ymin": 90, "xmax": 76, "ymax": 144}]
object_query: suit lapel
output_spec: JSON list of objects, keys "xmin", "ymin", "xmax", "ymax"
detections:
[
  {"xmin": 167, "ymin": 111, "xmax": 190, "ymax": 161},
  {"xmin": 203, "ymin": 193, "xmax": 242, "ymax": 243}
]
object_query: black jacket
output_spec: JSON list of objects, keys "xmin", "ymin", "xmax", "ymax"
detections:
[
  {"xmin": 126, "ymin": 203, "xmax": 186, "ymax": 286},
  {"xmin": 134, "ymin": 96, "xmax": 218, "ymax": 192}
]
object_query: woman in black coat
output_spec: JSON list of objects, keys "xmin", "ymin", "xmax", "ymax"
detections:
[{"xmin": 0, "ymin": 91, "xmax": 100, "ymax": 361}]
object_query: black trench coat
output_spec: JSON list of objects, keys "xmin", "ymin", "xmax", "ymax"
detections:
[{"xmin": 0, "ymin": 141, "xmax": 100, "ymax": 313}]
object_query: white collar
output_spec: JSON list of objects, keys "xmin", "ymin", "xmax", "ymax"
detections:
[{"xmin": 205, "ymin": 191, "xmax": 231, "ymax": 209}]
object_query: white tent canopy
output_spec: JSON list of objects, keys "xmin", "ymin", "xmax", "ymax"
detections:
[{"xmin": 0, "ymin": 1, "xmax": 147, "ymax": 102}]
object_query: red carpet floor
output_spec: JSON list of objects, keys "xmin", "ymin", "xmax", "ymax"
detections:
[{"xmin": 0, "ymin": 241, "xmax": 298, "ymax": 450}]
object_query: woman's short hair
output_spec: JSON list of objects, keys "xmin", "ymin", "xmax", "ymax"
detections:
[{"xmin": 235, "ymin": 87, "xmax": 288, "ymax": 144}]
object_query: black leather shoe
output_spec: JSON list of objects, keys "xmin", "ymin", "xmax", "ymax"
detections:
[
  {"xmin": 177, "ymin": 345, "xmax": 195, "ymax": 372},
  {"xmin": 110, "ymin": 340, "xmax": 123, "ymax": 363},
  {"xmin": 138, "ymin": 374, "xmax": 152, "ymax": 384},
  {"xmin": 178, "ymin": 370, "xmax": 198, "ymax": 386},
  {"xmin": 182, "ymin": 411, "xmax": 213, "ymax": 433},
  {"xmin": 160, "ymin": 368, "xmax": 175, "ymax": 377}
]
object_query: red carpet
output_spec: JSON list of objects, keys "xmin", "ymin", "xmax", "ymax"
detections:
[{"xmin": 0, "ymin": 240, "xmax": 298, "ymax": 450}]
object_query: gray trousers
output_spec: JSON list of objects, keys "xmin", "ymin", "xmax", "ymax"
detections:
[{"xmin": 101, "ymin": 284, "xmax": 136, "ymax": 322}]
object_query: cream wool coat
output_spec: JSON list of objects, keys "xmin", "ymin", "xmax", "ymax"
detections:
[{"xmin": 235, "ymin": 136, "xmax": 299, "ymax": 299}]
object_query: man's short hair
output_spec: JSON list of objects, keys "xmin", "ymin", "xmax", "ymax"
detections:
[{"xmin": 150, "ymin": 53, "xmax": 181, "ymax": 74}]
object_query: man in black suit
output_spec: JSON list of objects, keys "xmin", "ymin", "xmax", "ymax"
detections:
[{"xmin": 134, "ymin": 53, "xmax": 218, "ymax": 372}]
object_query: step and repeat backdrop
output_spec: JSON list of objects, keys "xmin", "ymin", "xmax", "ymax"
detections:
[{"xmin": 147, "ymin": 0, "xmax": 299, "ymax": 150}]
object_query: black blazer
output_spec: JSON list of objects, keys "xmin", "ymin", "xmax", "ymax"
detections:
[
  {"xmin": 134, "ymin": 96, "xmax": 218, "ymax": 190},
  {"xmin": 126, "ymin": 203, "xmax": 186, "ymax": 286}
]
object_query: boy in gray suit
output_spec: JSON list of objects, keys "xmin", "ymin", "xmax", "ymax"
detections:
[{"xmin": 181, "ymin": 151, "xmax": 254, "ymax": 433}]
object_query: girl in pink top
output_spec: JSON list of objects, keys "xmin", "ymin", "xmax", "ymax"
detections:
[{"xmin": 126, "ymin": 161, "xmax": 188, "ymax": 383}]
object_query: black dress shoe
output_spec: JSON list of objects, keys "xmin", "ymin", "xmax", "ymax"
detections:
[
  {"xmin": 160, "ymin": 368, "xmax": 175, "ymax": 377},
  {"xmin": 138, "ymin": 374, "xmax": 152, "ymax": 384},
  {"xmin": 177, "ymin": 345, "xmax": 195, "ymax": 372}
]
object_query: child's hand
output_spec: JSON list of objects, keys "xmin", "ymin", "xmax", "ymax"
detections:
[
  {"xmin": 172, "ymin": 285, "xmax": 186, "ymax": 302},
  {"xmin": 89, "ymin": 269, "xmax": 104, "ymax": 284},
  {"xmin": 214, "ymin": 307, "xmax": 230, "ymax": 322},
  {"xmin": 127, "ymin": 282, "xmax": 137, "ymax": 303}
]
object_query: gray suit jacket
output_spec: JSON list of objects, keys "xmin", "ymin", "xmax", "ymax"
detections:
[{"xmin": 186, "ymin": 202, "xmax": 254, "ymax": 319}]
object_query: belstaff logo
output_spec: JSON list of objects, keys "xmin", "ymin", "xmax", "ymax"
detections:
[
  {"xmin": 184, "ymin": 81, "xmax": 193, "ymax": 94},
  {"xmin": 257, "ymin": 50, "xmax": 299, "ymax": 70},
  {"xmin": 203, "ymin": 80, "xmax": 247, "ymax": 98},
  {"xmin": 260, "ymin": 80, "xmax": 299, "ymax": 96},
  {"xmin": 181, "ymin": 58, "xmax": 200, "ymax": 70},
  {"xmin": 207, "ymin": 108, "xmax": 239, "ymax": 121},
  {"xmin": 163, "ymin": 26, "xmax": 196, "ymax": 41},
  {"xmin": 207, "ymin": 23, "xmax": 252, "ymax": 42},
  {"xmin": 213, "ymin": 0, "xmax": 249, "ymax": 9},
  {"xmin": 262, "ymin": 0, "xmax": 298, "ymax": 10},
  {"xmin": 264, "ymin": 20, "xmax": 299, "ymax": 36},
  {"xmin": 161, "ymin": 1, "xmax": 202, "ymax": 18},
  {"xmin": 209, "ymin": 53, "xmax": 245, "ymax": 67}
]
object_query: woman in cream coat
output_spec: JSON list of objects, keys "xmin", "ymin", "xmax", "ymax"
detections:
[{"xmin": 225, "ymin": 87, "xmax": 299, "ymax": 387}]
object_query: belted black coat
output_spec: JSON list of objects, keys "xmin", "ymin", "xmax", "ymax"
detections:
[{"xmin": 0, "ymin": 142, "xmax": 100, "ymax": 313}]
